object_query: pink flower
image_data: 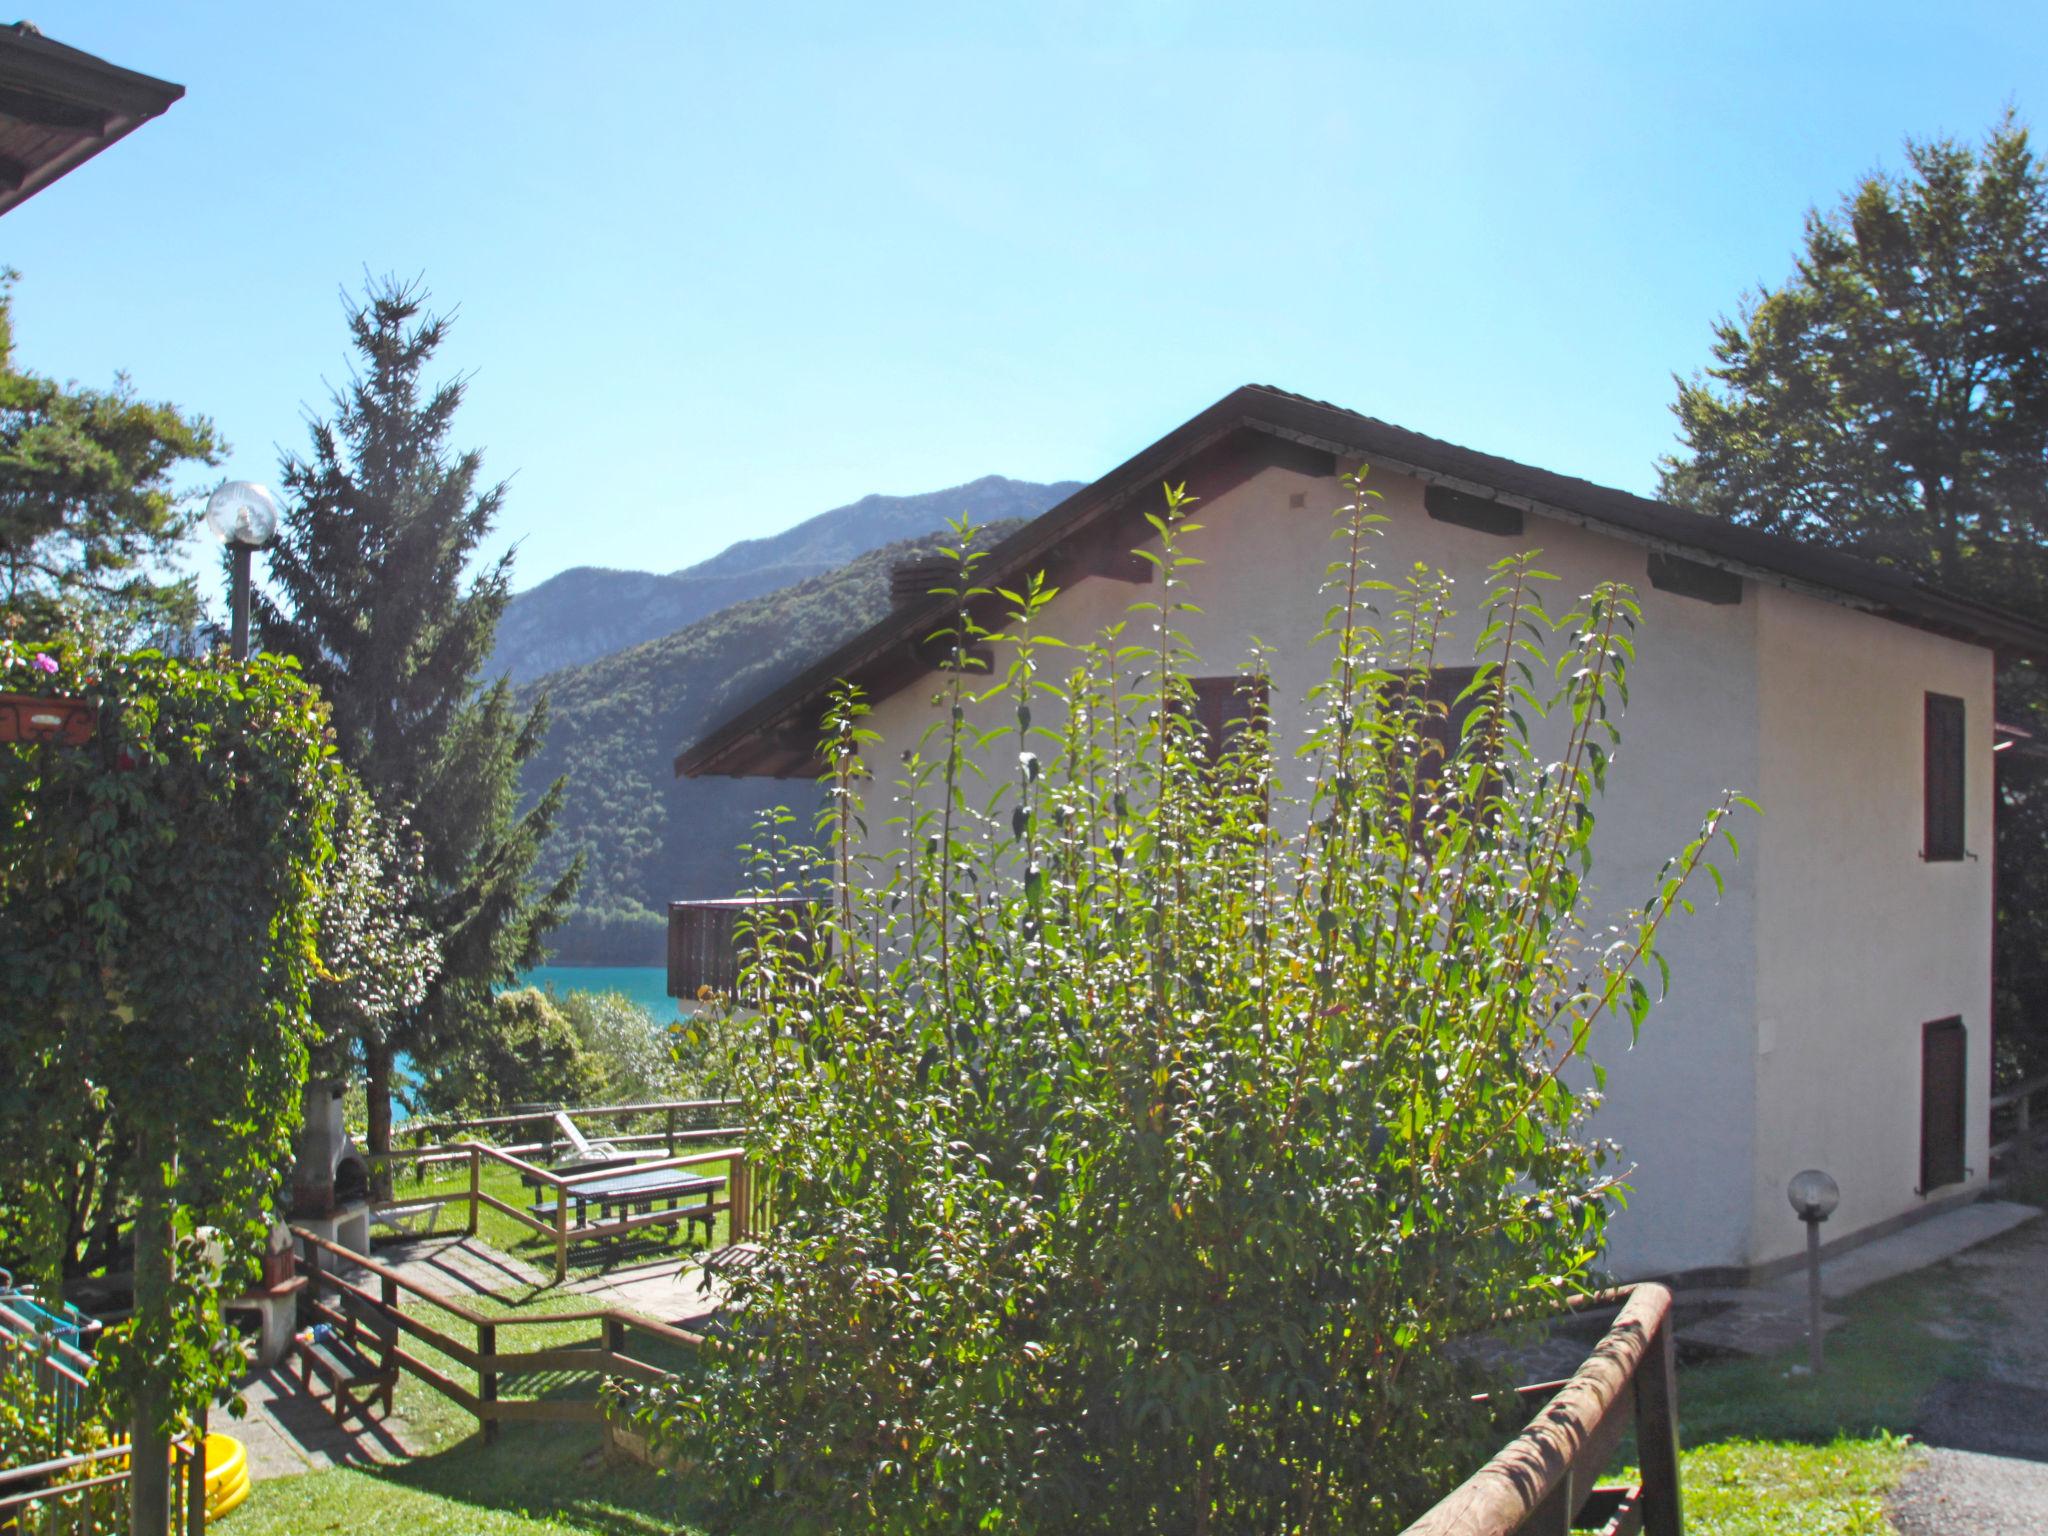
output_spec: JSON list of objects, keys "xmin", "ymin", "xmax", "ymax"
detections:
[{"xmin": 32, "ymin": 653, "xmax": 57, "ymax": 674}]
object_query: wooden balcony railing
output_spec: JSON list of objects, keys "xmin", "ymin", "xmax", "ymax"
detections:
[
  {"xmin": 667, "ymin": 896, "xmax": 810, "ymax": 998},
  {"xmin": 1991, "ymin": 1072, "xmax": 2048, "ymax": 1171}
]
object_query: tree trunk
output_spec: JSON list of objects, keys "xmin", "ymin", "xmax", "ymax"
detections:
[
  {"xmin": 365, "ymin": 1036, "xmax": 395, "ymax": 1202},
  {"xmin": 128, "ymin": 1130, "xmax": 172, "ymax": 1536}
]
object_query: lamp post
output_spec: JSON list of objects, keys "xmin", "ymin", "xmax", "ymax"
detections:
[
  {"xmin": 1787, "ymin": 1168, "xmax": 1839, "ymax": 1374},
  {"xmin": 204, "ymin": 482, "xmax": 280, "ymax": 662}
]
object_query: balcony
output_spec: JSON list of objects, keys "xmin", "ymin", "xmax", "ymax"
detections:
[{"xmin": 666, "ymin": 896, "xmax": 810, "ymax": 999}]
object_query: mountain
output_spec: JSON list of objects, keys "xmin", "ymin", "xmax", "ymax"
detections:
[
  {"xmin": 492, "ymin": 475, "xmax": 1079, "ymax": 683},
  {"xmin": 519, "ymin": 522, "xmax": 1027, "ymax": 966}
]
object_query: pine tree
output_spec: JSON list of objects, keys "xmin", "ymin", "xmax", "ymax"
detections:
[{"xmin": 258, "ymin": 279, "xmax": 581, "ymax": 1176}]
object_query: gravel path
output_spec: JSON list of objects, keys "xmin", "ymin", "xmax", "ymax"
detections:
[{"xmin": 1888, "ymin": 1211, "xmax": 2048, "ymax": 1535}]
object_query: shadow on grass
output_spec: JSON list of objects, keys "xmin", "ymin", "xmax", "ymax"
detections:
[
  {"xmin": 359, "ymin": 1420, "xmax": 719, "ymax": 1536},
  {"xmin": 1673, "ymin": 1264, "xmax": 1995, "ymax": 1452}
]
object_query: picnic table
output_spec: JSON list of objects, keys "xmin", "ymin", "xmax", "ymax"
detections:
[{"xmin": 530, "ymin": 1168, "xmax": 726, "ymax": 1243}]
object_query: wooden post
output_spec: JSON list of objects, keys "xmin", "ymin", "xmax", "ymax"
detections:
[
  {"xmin": 186, "ymin": 1410, "xmax": 208, "ymax": 1535},
  {"xmin": 605, "ymin": 1315, "xmax": 626, "ymax": 1362},
  {"xmin": 128, "ymin": 1133, "xmax": 174, "ymax": 1536},
  {"xmin": 478, "ymin": 1321, "xmax": 498, "ymax": 1446},
  {"xmin": 665, "ymin": 1106, "xmax": 677, "ymax": 1157},
  {"xmin": 554, "ymin": 1191, "xmax": 570, "ymax": 1284},
  {"xmin": 730, "ymin": 1154, "xmax": 750, "ymax": 1245},
  {"xmin": 1633, "ymin": 1313, "xmax": 1683, "ymax": 1536},
  {"xmin": 467, "ymin": 1144, "xmax": 480, "ymax": 1237}
]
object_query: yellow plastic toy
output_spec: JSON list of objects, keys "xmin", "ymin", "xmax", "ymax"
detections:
[{"xmin": 202, "ymin": 1433, "xmax": 250, "ymax": 1520}]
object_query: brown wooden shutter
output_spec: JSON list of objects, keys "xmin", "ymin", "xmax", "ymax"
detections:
[
  {"xmin": 1923, "ymin": 693, "xmax": 1966, "ymax": 861},
  {"xmin": 1187, "ymin": 676, "xmax": 1265, "ymax": 762},
  {"xmin": 1919, "ymin": 1017, "xmax": 1967, "ymax": 1192}
]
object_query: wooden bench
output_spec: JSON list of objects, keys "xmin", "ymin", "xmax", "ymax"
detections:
[{"xmin": 293, "ymin": 1287, "xmax": 399, "ymax": 1430}]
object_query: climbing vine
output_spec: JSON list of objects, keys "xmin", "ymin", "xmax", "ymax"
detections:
[{"xmin": 0, "ymin": 634, "xmax": 344, "ymax": 1438}]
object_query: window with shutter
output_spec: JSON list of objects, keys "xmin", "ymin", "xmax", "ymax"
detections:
[
  {"xmin": 1919, "ymin": 1017, "xmax": 1967, "ymax": 1193},
  {"xmin": 1923, "ymin": 693, "xmax": 1966, "ymax": 862},
  {"xmin": 1378, "ymin": 666, "xmax": 1491, "ymax": 835},
  {"xmin": 1186, "ymin": 676, "xmax": 1267, "ymax": 763}
]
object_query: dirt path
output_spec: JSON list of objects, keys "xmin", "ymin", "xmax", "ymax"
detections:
[{"xmin": 1888, "ymin": 1212, "xmax": 2048, "ymax": 1535}]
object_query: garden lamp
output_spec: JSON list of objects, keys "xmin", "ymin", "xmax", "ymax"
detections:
[
  {"xmin": 205, "ymin": 481, "xmax": 279, "ymax": 662},
  {"xmin": 1787, "ymin": 1168, "xmax": 1838, "ymax": 1374}
]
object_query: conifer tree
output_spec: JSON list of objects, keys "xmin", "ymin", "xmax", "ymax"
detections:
[{"xmin": 258, "ymin": 279, "xmax": 581, "ymax": 1174}]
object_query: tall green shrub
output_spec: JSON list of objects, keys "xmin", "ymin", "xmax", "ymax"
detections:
[
  {"xmin": 626, "ymin": 478, "xmax": 1746, "ymax": 1533},
  {"xmin": 0, "ymin": 636, "xmax": 343, "ymax": 1526}
]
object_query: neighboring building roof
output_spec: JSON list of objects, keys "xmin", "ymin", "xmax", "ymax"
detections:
[
  {"xmin": 0, "ymin": 21, "xmax": 183, "ymax": 218},
  {"xmin": 679, "ymin": 384, "xmax": 2048, "ymax": 779}
]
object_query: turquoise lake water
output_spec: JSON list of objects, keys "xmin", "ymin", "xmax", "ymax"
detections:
[{"xmin": 521, "ymin": 964, "xmax": 676, "ymax": 1019}]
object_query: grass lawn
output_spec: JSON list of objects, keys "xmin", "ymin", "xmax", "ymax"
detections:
[
  {"xmin": 233, "ymin": 1167, "xmax": 2039, "ymax": 1534},
  {"xmin": 231, "ymin": 1267, "xmax": 714, "ymax": 1534},
  {"xmin": 1638, "ymin": 1179, "xmax": 2041, "ymax": 1536},
  {"xmin": 385, "ymin": 1153, "xmax": 736, "ymax": 1284},
  {"xmin": 228, "ymin": 1421, "xmax": 709, "ymax": 1536}
]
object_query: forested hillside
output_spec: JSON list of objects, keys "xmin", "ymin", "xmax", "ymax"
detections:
[
  {"xmin": 492, "ymin": 476, "xmax": 1077, "ymax": 682},
  {"xmin": 519, "ymin": 524, "xmax": 1023, "ymax": 963}
]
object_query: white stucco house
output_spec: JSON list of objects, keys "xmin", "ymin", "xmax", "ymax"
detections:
[{"xmin": 675, "ymin": 385, "xmax": 2048, "ymax": 1284}]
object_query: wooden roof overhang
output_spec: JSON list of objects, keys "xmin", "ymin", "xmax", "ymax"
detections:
[
  {"xmin": 0, "ymin": 23, "xmax": 183, "ymax": 218},
  {"xmin": 677, "ymin": 384, "xmax": 2048, "ymax": 781}
]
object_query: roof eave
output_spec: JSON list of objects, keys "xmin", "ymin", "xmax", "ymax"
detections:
[
  {"xmin": 677, "ymin": 385, "xmax": 2048, "ymax": 779},
  {"xmin": 0, "ymin": 26, "xmax": 184, "ymax": 217}
]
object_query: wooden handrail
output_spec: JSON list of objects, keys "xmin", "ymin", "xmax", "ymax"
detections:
[
  {"xmin": 1990, "ymin": 1072, "xmax": 2048, "ymax": 1109},
  {"xmin": 367, "ymin": 1125, "xmax": 749, "ymax": 1173},
  {"xmin": 1398, "ymin": 1283, "xmax": 1680, "ymax": 1536},
  {"xmin": 393, "ymin": 1098, "xmax": 741, "ymax": 1139},
  {"xmin": 291, "ymin": 1226, "xmax": 710, "ymax": 1350},
  {"xmin": 1991, "ymin": 1073, "xmax": 2048, "ymax": 1165}
]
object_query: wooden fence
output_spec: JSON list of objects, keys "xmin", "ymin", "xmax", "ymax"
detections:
[
  {"xmin": 1991, "ymin": 1073, "xmax": 2048, "ymax": 1171},
  {"xmin": 0, "ymin": 1438, "xmax": 205, "ymax": 1536},
  {"xmin": 390, "ymin": 1098, "xmax": 743, "ymax": 1163},
  {"xmin": 293, "ymin": 1228, "xmax": 705, "ymax": 1445},
  {"xmin": 359, "ymin": 1135, "xmax": 765, "ymax": 1283},
  {"xmin": 1398, "ymin": 1283, "xmax": 1680, "ymax": 1536}
]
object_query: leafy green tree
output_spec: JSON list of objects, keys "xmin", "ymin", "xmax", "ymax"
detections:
[
  {"xmin": 309, "ymin": 783, "xmax": 442, "ymax": 1106},
  {"xmin": 550, "ymin": 988, "xmax": 685, "ymax": 1104},
  {"xmin": 0, "ymin": 637, "xmax": 343, "ymax": 1530},
  {"xmin": 617, "ymin": 494, "xmax": 1743, "ymax": 1532},
  {"xmin": 415, "ymin": 987, "xmax": 600, "ymax": 1118},
  {"xmin": 0, "ymin": 273, "xmax": 221, "ymax": 640},
  {"xmin": 1660, "ymin": 112, "xmax": 2048, "ymax": 1075},
  {"xmin": 256, "ymin": 279, "xmax": 580, "ymax": 1182}
]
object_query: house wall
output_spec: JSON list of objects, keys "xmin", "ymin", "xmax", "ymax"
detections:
[
  {"xmin": 1749, "ymin": 586, "xmax": 1996, "ymax": 1270},
  {"xmin": 860, "ymin": 455, "xmax": 1772, "ymax": 1278}
]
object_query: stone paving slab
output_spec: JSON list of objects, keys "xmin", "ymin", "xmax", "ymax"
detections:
[
  {"xmin": 564, "ymin": 1259, "xmax": 726, "ymax": 1328},
  {"xmin": 1672, "ymin": 1199, "xmax": 2040, "ymax": 1359},
  {"xmin": 369, "ymin": 1232, "xmax": 551, "ymax": 1299},
  {"xmin": 231, "ymin": 1362, "xmax": 415, "ymax": 1481},
  {"xmin": 1779, "ymin": 1200, "xmax": 2040, "ymax": 1303}
]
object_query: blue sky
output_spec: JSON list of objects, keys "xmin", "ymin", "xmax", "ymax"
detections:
[{"xmin": 12, "ymin": 2, "xmax": 2045, "ymax": 608}]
